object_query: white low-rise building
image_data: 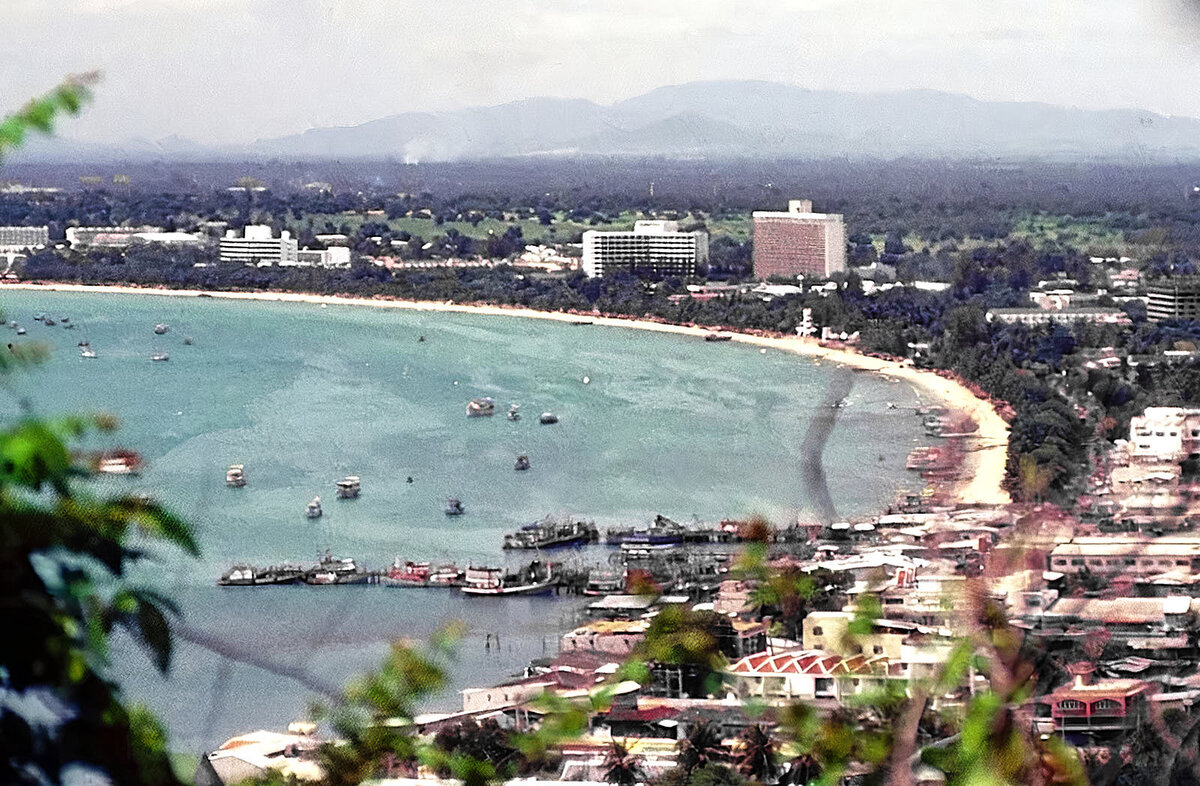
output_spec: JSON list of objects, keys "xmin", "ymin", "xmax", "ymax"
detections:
[
  {"xmin": 0, "ymin": 225, "xmax": 49, "ymax": 251},
  {"xmin": 287, "ymin": 247, "xmax": 352, "ymax": 268},
  {"xmin": 1129, "ymin": 407, "xmax": 1200, "ymax": 464}
]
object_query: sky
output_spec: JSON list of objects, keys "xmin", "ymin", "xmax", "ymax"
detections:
[{"xmin": 2, "ymin": 0, "xmax": 1200, "ymax": 145}]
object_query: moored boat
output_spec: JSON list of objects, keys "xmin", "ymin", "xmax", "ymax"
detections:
[
  {"xmin": 336, "ymin": 476, "xmax": 361, "ymax": 499},
  {"xmin": 467, "ymin": 397, "xmax": 495, "ymax": 417},
  {"xmin": 461, "ymin": 561, "xmax": 557, "ymax": 596},
  {"xmin": 584, "ymin": 569, "xmax": 625, "ymax": 595},
  {"xmin": 539, "ymin": 412, "xmax": 559, "ymax": 425},
  {"xmin": 80, "ymin": 344, "xmax": 97, "ymax": 358},
  {"xmin": 154, "ymin": 323, "xmax": 169, "ymax": 334},
  {"xmin": 507, "ymin": 403, "xmax": 521, "ymax": 421},
  {"xmin": 304, "ymin": 553, "xmax": 370, "ymax": 585},
  {"xmin": 444, "ymin": 497, "xmax": 465, "ymax": 516},
  {"xmin": 514, "ymin": 454, "xmax": 531, "ymax": 471},
  {"xmin": 704, "ymin": 332, "xmax": 733, "ymax": 342},
  {"xmin": 226, "ymin": 464, "xmax": 246, "ymax": 487},
  {"xmin": 503, "ymin": 515, "xmax": 598, "ymax": 550},
  {"xmin": 306, "ymin": 496, "xmax": 322, "ymax": 518},
  {"xmin": 217, "ymin": 563, "xmax": 304, "ymax": 586},
  {"xmin": 606, "ymin": 514, "xmax": 687, "ymax": 547},
  {"xmin": 93, "ymin": 449, "xmax": 143, "ymax": 476}
]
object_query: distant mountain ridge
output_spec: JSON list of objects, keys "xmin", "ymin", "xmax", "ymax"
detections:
[{"xmin": 15, "ymin": 80, "xmax": 1200, "ymax": 163}]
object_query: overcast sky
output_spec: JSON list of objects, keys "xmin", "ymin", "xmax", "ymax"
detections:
[{"xmin": 3, "ymin": 0, "xmax": 1200, "ymax": 145}]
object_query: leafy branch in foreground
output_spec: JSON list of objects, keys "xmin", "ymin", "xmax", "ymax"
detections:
[{"xmin": 0, "ymin": 72, "xmax": 99, "ymax": 159}]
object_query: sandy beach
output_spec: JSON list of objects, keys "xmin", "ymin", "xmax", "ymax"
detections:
[{"xmin": 1, "ymin": 281, "xmax": 1012, "ymax": 506}]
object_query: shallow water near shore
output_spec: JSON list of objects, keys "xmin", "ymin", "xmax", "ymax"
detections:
[{"xmin": 0, "ymin": 289, "xmax": 933, "ymax": 751}]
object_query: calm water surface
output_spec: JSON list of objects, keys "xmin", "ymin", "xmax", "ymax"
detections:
[{"xmin": 0, "ymin": 290, "xmax": 933, "ymax": 751}]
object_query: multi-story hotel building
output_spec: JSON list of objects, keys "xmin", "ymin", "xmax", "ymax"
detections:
[
  {"xmin": 1147, "ymin": 277, "xmax": 1200, "ymax": 322},
  {"xmin": 0, "ymin": 225, "xmax": 49, "ymax": 251},
  {"xmin": 751, "ymin": 200, "xmax": 846, "ymax": 279},
  {"xmin": 219, "ymin": 225, "xmax": 298, "ymax": 266},
  {"xmin": 1128, "ymin": 407, "xmax": 1200, "ymax": 464},
  {"xmin": 581, "ymin": 221, "xmax": 708, "ymax": 279}
]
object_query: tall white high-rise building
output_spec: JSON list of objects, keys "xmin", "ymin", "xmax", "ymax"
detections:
[
  {"xmin": 582, "ymin": 221, "xmax": 708, "ymax": 279},
  {"xmin": 219, "ymin": 225, "xmax": 298, "ymax": 266}
]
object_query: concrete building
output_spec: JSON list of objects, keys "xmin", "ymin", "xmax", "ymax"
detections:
[
  {"xmin": 0, "ymin": 225, "xmax": 49, "ymax": 251},
  {"xmin": 1128, "ymin": 407, "xmax": 1200, "ymax": 464},
  {"xmin": 66, "ymin": 226, "xmax": 162, "ymax": 248},
  {"xmin": 581, "ymin": 221, "xmax": 708, "ymax": 279},
  {"xmin": 219, "ymin": 225, "xmax": 298, "ymax": 266},
  {"xmin": 1048, "ymin": 537, "xmax": 1200, "ymax": 576},
  {"xmin": 289, "ymin": 247, "xmax": 352, "ymax": 268},
  {"xmin": 1147, "ymin": 277, "xmax": 1200, "ymax": 322},
  {"xmin": 985, "ymin": 307, "xmax": 1130, "ymax": 326},
  {"xmin": 751, "ymin": 199, "xmax": 846, "ymax": 279}
]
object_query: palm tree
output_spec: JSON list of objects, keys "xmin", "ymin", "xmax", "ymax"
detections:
[
  {"xmin": 603, "ymin": 739, "xmax": 645, "ymax": 786},
  {"xmin": 736, "ymin": 725, "xmax": 778, "ymax": 783},
  {"xmin": 678, "ymin": 721, "xmax": 726, "ymax": 776}
]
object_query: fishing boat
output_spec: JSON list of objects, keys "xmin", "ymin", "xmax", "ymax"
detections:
[
  {"xmin": 304, "ymin": 553, "xmax": 370, "ymax": 585},
  {"xmin": 704, "ymin": 332, "xmax": 733, "ymax": 342},
  {"xmin": 467, "ymin": 397, "xmax": 496, "ymax": 417},
  {"xmin": 606, "ymin": 514, "xmax": 687, "ymax": 547},
  {"xmin": 150, "ymin": 353, "xmax": 169, "ymax": 362},
  {"xmin": 507, "ymin": 404, "xmax": 521, "ymax": 421},
  {"xmin": 539, "ymin": 412, "xmax": 559, "ymax": 425},
  {"xmin": 380, "ymin": 560, "xmax": 462, "ymax": 588},
  {"xmin": 306, "ymin": 496, "xmax": 323, "ymax": 518},
  {"xmin": 444, "ymin": 497, "xmax": 465, "ymax": 516},
  {"xmin": 461, "ymin": 561, "xmax": 557, "ymax": 596},
  {"xmin": 94, "ymin": 449, "xmax": 143, "ymax": 476},
  {"xmin": 154, "ymin": 323, "xmax": 169, "ymax": 335},
  {"xmin": 336, "ymin": 476, "xmax": 361, "ymax": 499},
  {"xmin": 226, "ymin": 464, "xmax": 246, "ymax": 487},
  {"xmin": 514, "ymin": 454, "xmax": 531, "ymax": 471},
  {"xmin": 503, "ymin": 515, "xmax": 598, "ymax": 550},
  {"xmin": 218, "ymin": 563, "xmax": 305, "ymax": 586},
  {"xmin": 584, "ymin": 569, "xmax": 626, "ymax": 595}
]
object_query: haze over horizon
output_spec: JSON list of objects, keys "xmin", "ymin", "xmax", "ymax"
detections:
[{"xmin": 4, "ymin": 0, "xmax": 1200, "ymax": 146}]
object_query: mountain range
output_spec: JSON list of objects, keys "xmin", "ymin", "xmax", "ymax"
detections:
[{"xmin": 15, "ymin": 80, "xmax": 1200, "ymax": 163}]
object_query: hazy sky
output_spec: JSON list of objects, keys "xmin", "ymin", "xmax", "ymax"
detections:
[{"xmin": 3, "ymin": 0, "xmax": 1200, "ymax": 144}]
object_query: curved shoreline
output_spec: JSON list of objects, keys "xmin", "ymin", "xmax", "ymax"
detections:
[{"xmin": 1, "ymin": 281, "xmax": 1012, "ymax": 506}]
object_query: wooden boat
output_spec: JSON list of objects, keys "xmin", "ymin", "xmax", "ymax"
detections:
[{"xmin": 461, "ymin": 562, "xmax": 557, "ymax": 596}]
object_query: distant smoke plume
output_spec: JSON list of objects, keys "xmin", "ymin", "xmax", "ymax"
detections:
[{"xmin": 798, "ymin": 368, "xmax": 855, "ymax": 526}]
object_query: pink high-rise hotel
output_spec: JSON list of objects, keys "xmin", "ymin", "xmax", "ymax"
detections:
[{"xmin": 752, "ymin": 199, "xmax": 846, "ymax": 279}]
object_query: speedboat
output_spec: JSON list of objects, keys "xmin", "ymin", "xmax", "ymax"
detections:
[
  {"xmin": 154, "ymin": 323, "xmax": 169, "ymax": 335},
  {"xmin": 14, "ymin": 326, "xmax": 25, "ymax": 335},
  {"xmin": 444, "ymin": 497, "xmax": 465, "ymax": 516},
  {"xmin": 467, "ymin": 397, "xmax": 495, "ymax": 417},
  {"xmin": 226, "ymin": 464, "xmax": 246, "ymax": 487},
  {"xmin": 306, "ymin": 496, "xmax": 322, "ymax": 518},
  {"xmin": 336, "ymin": 476, "xmax": 361, "ymax": 499},
  {"xmin": 508, "ymin": 404, "xmax": 521, "ymax": 421},
  {"xmin": 539, "ymin": 412, "xmax": 559, "ymax": 425},
  {"xmin": 80, "ymin": 346, "xmax": 97, "ymax": 359},
  {"xmin": 150, "ymin": 353, "xmax": 169, "ymax": 362}
]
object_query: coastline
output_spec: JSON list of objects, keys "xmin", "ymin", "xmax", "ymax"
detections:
[{"xmin": 1, "ymin": 281, "xmax": 1012, "ymax": 507}]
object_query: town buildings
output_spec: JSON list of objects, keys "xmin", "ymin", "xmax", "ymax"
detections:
[
  {"xmin": 290, "ymin": 247, "xmax": 352, "ymax": 268},
  {"xmin": 985, "ymin": 306, "xmax": 1131, "ymax": 326},
  {"xmin": 1147, "ymin": 276, "xmax": 1200, "ymax": 322},
  {"xmin": 1128, "ymin": 407, "xmax": 1200, "ymax": 464},
  {"xmin": 750, "ymin": 199, "xmax": 846, "ymax": 279},
  {"xmin": 219, "ymin": 225, "xmax": 299, "ymax": 266},
  {"xmin": 66, "ymin": 225, "xmax": 164, "ymax": 248},
  {"xmin": 581, "ymin": 221, "xmax": 708, "ymax": 278},
  {"xmin": 0, "ymin": 225, "xmax": 49, "ymax": 251}
]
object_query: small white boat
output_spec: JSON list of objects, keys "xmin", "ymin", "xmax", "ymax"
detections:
[
  {"xmin": 15, "ymin": 326, "xmax": 25, "ymax": 335},
  {"xmin": 539, "ymin": 412, "xmax": 559, "ymax": 425},
  {"xmin": 154, "ymin": 323, "xmax": 169, "ymax": 335},
  {"xmin": 507, "ymin": 403, "xmax": 521, "ymax": 421},
  {"xmin": 306, "ymin": 496, "xmax": 323, "ymax": 518},
  {"xmin": 226, "ymin": 464, "xmax": 246, "ymax": 487},
  {"xmin": 151, "ymin": 353, "xmax": 169, "ymax": 362},
  {"xmin": 80, "ymin": 347, "xmax": 97, "ymax": 359},
  {"xmin": 336, "ymin": 476, "xmax": 361, "ymax": 499}
]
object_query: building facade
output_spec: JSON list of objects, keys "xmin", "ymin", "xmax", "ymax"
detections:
[
  {"xmin": 751, "ymin": 199, "xmax": 846, "ymax": 279},
  {"xmin": 1128, "ymin": 407, "xmax": 1200, "ymax": 464},
  {"xmin": 219, "ymin": 225, "xmax": 298, "ymax": 266},
  {"xmin": 985, "ymin": 307, "xmax": 1131, "ymax": 326},
  {"xmin": 289, "ymin": 247, "xmax": 352, "ymax": 268},
  {"xmin": 66, "ymin": 226, "xmax": 163, "ymax": 248},
  {"xmin": 581, "ymin": 221, "xmax": 708, "ymax": 279},
  {"xmin": 0, "ymin": 225, "xmax": 49, "ymax": 251},
  {"xmin": 1147, "ymin": 277, "xmax": 1200, "ymax": 322}
]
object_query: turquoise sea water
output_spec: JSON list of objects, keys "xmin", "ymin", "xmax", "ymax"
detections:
[{"xmin": 0, "ymin": 290, "xmax": 932, "ymax": 751}]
